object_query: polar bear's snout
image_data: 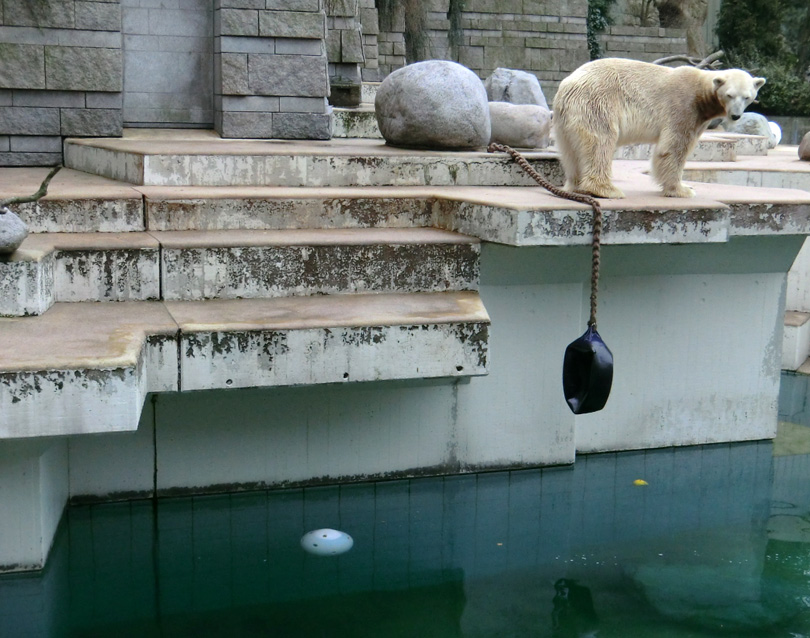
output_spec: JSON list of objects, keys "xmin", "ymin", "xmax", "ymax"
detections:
[{"xmin": 730, "ymin": 114, "xmax": 742, "ymax": 120}]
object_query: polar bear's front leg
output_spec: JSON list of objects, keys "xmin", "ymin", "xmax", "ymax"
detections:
[{"xmin": 653, "ymin": 131, "xmax": 698, "ymax": 198}]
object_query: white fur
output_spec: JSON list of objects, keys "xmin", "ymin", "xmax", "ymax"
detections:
[{"xmin": 553, "ymin": 58, "xmax": 765, "ymax": 198}]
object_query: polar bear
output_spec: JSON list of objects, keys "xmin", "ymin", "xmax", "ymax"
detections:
[{"xmin": 553, "ymin": 58, "xmax": 765, "ymax": 198}]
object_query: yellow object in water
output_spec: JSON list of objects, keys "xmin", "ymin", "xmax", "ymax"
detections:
[{"xmin": 633, "ymin": 479, "xmax": 649, "ymax": 486}]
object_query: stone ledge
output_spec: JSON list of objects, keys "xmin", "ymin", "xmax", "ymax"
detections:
[
  {"xmin": 0, "ymin": 292, "xmax": 490, "ymax": 438},
  {"xmin": 0, "ymin": 227, "xmax": 480, "ymax": 314}
]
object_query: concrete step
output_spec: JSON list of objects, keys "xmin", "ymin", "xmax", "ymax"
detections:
[
  {"xmin": 615, "ymin": 135, "xmax": 737, "ymax": 162},
  {"xmin": 0, "ymin": 167, "xmax": 144, "ymax": 232},
  {"xmin": 332, "ymin": 105, "xmax": 382, "ymax": 139},
  {"xmin": 0, "ymin": 292, "xmax": 490, "ymax": 438},
  {"xmin": 1, "ymin": 228, "xmax": 479, "ymax": 315},
  {"xmin": 783, "ymin": 310, "xmax": 810, "ymax": 371},
  {"xmin": 0, "ymin": 232, "xmax": 160, "ymax": 316},
  {"xmin": 63, "ymin": 135, "xmax": 563, "ymax": 187},
  {"xmin": 361, "ymin": 82, "xmax": 379, "ymax": 104},
  {"xmin": 156, "ymin": 228, "xmax": 479, "ymax": 301},
  {"xmin": 615, "ymin": 133, "xmax": 769, "ymax": 163}
]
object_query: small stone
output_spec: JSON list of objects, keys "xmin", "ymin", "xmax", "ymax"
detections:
[
  {"xmin": 800, "ymin": 132, "xmax": 810, "ymax": 161},
  {"xmin": 489, "ymin": 102, "xmax": 551, "ymax": 149},
  {"xmin": 484, "ymin": 68, "xmax": 548, "ymax": 109},
  {"xmin": 723, "ymin": 112, "xmax": 776, "ymax": 149},
  {"xmin": 375, "ymin": 60, "xmax": 490, "ymax": 150},
  {"xmin": 0, "ymin": 207, "xmax": 29, "ymax": 254}
]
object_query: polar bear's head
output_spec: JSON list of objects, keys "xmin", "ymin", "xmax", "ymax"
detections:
[{"xmin": 713, "ymin": 70, "xmax": 766, "ymax": 121}]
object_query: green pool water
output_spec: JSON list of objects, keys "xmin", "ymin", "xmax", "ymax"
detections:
[{"xmin": 5, "ymin": 374, "xmax": 810, "ymax": 637}]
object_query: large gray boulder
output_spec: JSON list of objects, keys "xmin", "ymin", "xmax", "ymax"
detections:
[
  {"xmin": 484, "ymin": 68, "xmax": 549, "ymax": 109},
  {"xmin": 799, "ymin": 131, "xmax": 810, "ymax": 161},
  {"xmin": 0, "ymin": 207, "xmax": 28, "ymax": 254},
  {"xmin": 375, "ymin": 60, "xmax": 491, "ymax": 150},
  {"xmin": 489, "ymin": 102, "xmax": 552, "ymax": 148},
  {"xmin": 723, "ymin": 112, "xmax": 777, "ymax": 148}
]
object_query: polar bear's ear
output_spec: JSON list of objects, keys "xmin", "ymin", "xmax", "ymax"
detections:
[
  {"xmin": 712, "ymin": 75, "xmax": 726, "ymax": 91},
  {"xmin": 754, "ymin": 77, "xmax": 766, "ymax": 90}
]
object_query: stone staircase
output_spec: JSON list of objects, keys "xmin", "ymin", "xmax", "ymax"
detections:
[{"xmin": 0, "ymin": 147, "xmax": 504, "ymax": 438}]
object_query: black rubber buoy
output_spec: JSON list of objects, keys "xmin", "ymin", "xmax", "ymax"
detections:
[{"xmin": 563, "ymin": 325, "xmax": 613, "ymax": 414}]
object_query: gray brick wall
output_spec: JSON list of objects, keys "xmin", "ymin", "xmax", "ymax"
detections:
[
  {"xmin": 214, "ymin": 0, "xmax": 331, "ymax": 139},
  {"xmin": 0, "ymin": 0, "xmax": 123, "ymax": 166}
]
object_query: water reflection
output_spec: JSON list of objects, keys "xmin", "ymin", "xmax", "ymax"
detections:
[{"xmin": 4, "ymin": 383, "xmax": 810, "ymax": 636}]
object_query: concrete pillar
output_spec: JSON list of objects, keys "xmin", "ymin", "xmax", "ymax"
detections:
[{"xmin": 0, "ymin": 439, "xmax": 68, "ymax": 573}]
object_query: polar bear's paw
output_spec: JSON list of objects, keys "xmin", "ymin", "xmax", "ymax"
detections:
[
  {"xmin": 577, "ymin": 179, "xmax": 625, "ymax": 199},
  {"xmin": 662, "ymin": 183, "xmax": 696, "ymax": 198}
]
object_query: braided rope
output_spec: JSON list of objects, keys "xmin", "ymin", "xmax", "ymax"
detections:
[{"xmin": 487, "ymin": 142, "xmax": 603, "ymax": 329}]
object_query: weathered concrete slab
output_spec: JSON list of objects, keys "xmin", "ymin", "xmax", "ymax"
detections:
[
  {"xmin": 615, "ymin": 135, "xmax": 737, "ymax": 162},
  {"xmin": 0, "ymin": 292, "xmax": 490, "ymax": 437},
  {"xmin": 1, "ymin": 233, "xmax": 160, "ymax": 316},
  {"xmin": 63, "ymin": 135, "xmax": 562, "ymax": 187},
  {"xmin": 0, "ymin": 302, "xmax": 178, "ymax": 439},
  {"xmin": 332, "ymin": 105, "xmax": 381, "ymax": 139},
  {"xmin": 141, "ymin": 186, "xmax": 435, "ymax": 230},
  {"xmin": 0, "ymin": 167, "xmax": 144, "ymax": 232},
  {"xmin": 167, "ymin": 291, "xmax": 489, "ymax": 391},
  {"xmin": 0, "ymin": 247, "xmax": 54, "ymax": 316},
  {"xmin": 683, "ymin": 146, "xmax": 810, "ymax": 191},
  {"xmin": 155, "ymin": 227, "xmax": 479, "ymax": 300}
]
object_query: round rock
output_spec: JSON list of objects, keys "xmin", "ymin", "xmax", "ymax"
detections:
[
  {"xmin": 375, "ymin": 60, "xmax": 491, "ymax": 150},
  {"xmin": 799, "ymin": 132, "xmax": 810, "ymax": 161},
  {"xmin": 484, "ymin": 68, "xmax": 548, "ymax": 109},
  {"xmin": 0, "ymin": 207, "xmax": 29, "ymax": 254},
  {"xmin": 489, "ymin": 102, "xmax": 552, "ymax": 148},
  {"xmin": 723, "ymin": 112, "xmax": 777, "ymax": 148}
]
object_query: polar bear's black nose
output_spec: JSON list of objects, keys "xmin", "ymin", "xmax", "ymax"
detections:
[{"xmin": 730, "ymin": 114, "xmax": 741, "ymax": 121}]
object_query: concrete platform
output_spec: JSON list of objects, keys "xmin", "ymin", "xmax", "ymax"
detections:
[
  {"xmin": 682, "ymin": 146, "xmax": 810, "ymax": 190},
  {"xmin": 63, "ymin": 132, "xmax": 563, "ymax": 187},
  {"xmin": 1, "ymin": 134, "xmax": 809, "ymax": 575},
  {"xmin": 0, "ymin": 291, "xmax": 490, "ymax": 438}
]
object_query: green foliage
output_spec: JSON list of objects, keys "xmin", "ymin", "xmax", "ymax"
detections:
[
  {"xmin": 716, "ymin": 0, "xmax": 789, "ymax": 61},
  {"xmin": 743, "ymin": 57, "xmax": 810, "ymax": 116},
  {"xmin": 717, "ymin": 0, "xmax": 810, "ymax": 115},
  {"xmin": 587, "ymin": 0, "xmax": 616, "ymax": 60}
]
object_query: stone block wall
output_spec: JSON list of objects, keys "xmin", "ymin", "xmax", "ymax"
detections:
[
  {"xmin": 0, "ymin": 0, "xmax": 123, "ymax": 166},
  {"xmin": 363, "ymin": 0, "xmax": 589, "ymax": 96},
  {"xmin": 600, "ymin": 25, "xmax": 688, "ymax": 62},
  {"xmin": 214, "ymin": 0, "xmax": 331, "ymax": 139},
  {"xmin": 361, "ymin": 0, "xmax": 689, "ymax": 99}
]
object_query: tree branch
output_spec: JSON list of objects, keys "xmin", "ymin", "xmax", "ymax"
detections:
[
  {"xmin": 653, "ymin": 50, "xmax": 725, "ymax": 69},
  {"xmin": 0, "ymin": 165, "xmax": 62, "ymax": 212}
]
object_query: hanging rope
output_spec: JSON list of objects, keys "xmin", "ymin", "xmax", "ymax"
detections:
[{"xmin": 487, "ymin": 142, "xmax": 603, "ymax": 329}]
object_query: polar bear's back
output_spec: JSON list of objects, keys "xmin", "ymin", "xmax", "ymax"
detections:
[{"xmin": 553, "ymin": 58, "xmax": 708, "ymax": 145}]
